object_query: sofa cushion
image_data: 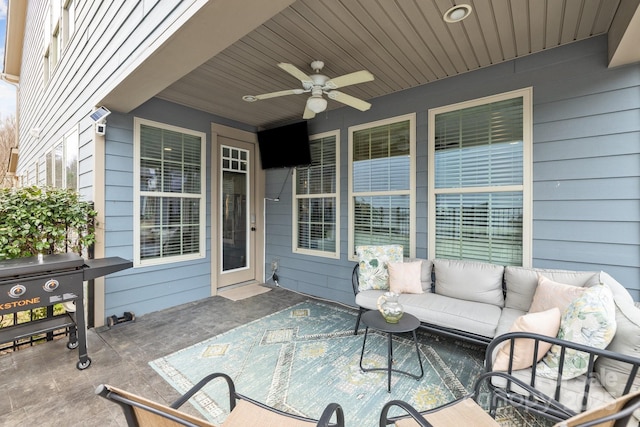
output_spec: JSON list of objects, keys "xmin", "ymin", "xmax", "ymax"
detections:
[
  {"xmin": 538, "ymin": 284, "xmax": 617, "ymax": 380},
  {"xmin": 529, "ymin": 275, "xmax": 588, "ymax": 314},
  {"xmin": 356, "ymin": 245, "xmax": 403, "ymax": 291},
  {"xmin": 388, "ymin": 261, "xmax": 423, "ymax": 294},
  {"xmin": 504, "ymin": 266, "xmax": 599, "ymax": 312},
  {"xmin": 433, "ymin": 259, "xmax": 504, "ymax": 307},
  {"xmin": 355, "ymin": 290, "xmax": 500, "ymax": 338},
  {"xmin": 493, "ymin": 308, "xmax": 561, "ymax": 371},
  {"xmin": 595, "ymin": 296, "xmax": 640, "ymax": 398}
]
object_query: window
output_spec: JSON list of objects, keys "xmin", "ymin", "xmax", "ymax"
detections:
[
  {"xmin": 349, "ymin": 114, "xmax": 416, "ymax": 260},
  {"xmin": 44, "ymin": 127, "xmax": 79, "ymax": 189},
  {"xmin": 62, "ymin": 0, "xmax": 76, "ymax": 48},
  {"xmin": 293, "ymin": 130, "xmax": 339, "ymax": 258},
  {"xmin": 428, "ymin": 88, "xmax": 532, "ymax": 266},
  {"xmin": 44, "ymin": 0, "xmax": 75, "ymax": 83},
  {"xmin": 134, "ymin": 118, "xmax": 206, "ymax": 266}
]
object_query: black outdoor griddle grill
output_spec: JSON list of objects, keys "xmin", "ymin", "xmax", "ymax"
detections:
[{"xmin": 0, "ymin": 253, "xmax": 132, "ymax": 369}]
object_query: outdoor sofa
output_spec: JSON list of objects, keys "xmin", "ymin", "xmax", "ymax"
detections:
[{"xmin": 352, "ymin": 247, "xmax": 640, "ymax": 421}]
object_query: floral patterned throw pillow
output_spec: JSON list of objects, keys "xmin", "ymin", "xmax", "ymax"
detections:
[
  {"xmin": 356, "ymin": 245, "xmax": 404, "ymax": 291},
  {"xmin": 537, "ymin": 283, "xmax": 617, "ymax": 380}
]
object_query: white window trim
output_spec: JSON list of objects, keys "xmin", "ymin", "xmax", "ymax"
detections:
[
  {"xmin": 133, "ymin": 117, "xmax": 207, "ymax": 267},
  {"xmin": 348, "ymin": 113, "xmax": 417, "ymax": 262},
  {"xmin": 292, "ymin": 129, "xmax": 340, "ymax": 259},
  {"xmin": 427, "ymin": 87, "xmax": 533, "ymax": 266}
]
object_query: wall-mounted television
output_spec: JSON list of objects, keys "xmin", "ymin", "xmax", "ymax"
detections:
[{"xmin": 257, "ymin": 121, "xmax": 312, "ymax": 169}]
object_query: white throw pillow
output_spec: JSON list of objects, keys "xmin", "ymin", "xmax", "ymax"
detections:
[
  {"xmin": 529, "ymin": 274, "xmax": 587, "ymax": 314},
  {"xmin": 388, "ymin": 261, "xmax": 423, "ymax": 294}
]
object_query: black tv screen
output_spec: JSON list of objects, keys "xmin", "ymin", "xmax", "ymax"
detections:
[{"xmin": 257, "ymin": 121, "xmax": 312, "ymax": 169}]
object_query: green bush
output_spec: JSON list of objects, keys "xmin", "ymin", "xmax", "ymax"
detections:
[{"xmin": 0, "ymin": 186, "xmax": 97, "ymax": 260}]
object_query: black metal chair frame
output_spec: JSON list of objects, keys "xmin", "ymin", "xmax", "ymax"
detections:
[
  {"xmin": 485, "ymin": 331, "xmax": 640, "ymax": 423},
  {"xmin": 97, "ymin": 372, "xmax": 345, "ymax": 427},
  {"xmin": 379, "ymin": 370, "xmax": 577, "ymax": 426}
]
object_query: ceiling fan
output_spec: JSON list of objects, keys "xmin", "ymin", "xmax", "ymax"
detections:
[{"xmin": 242, "ymin": 61, "xmax": 374, "ymax": 119}]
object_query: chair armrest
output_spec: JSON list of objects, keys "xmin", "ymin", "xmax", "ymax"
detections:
[
  {"xmin": 474, "ymin": 371, "xmax": 575, "ymax": 420},
  {"xmin": 170, "ymin": 372, "xmax": 236, "ymax": 410},
  {"xmin": 379, "ymin": 399, "xmax": 433, "ymax": 427},
  {"xmin": 317, "ymin": 402, "xmax": 345, "ymax": 427},
  {"xmin": 485, "ymin": 332, "xmax": 640, "ymax": 415}
]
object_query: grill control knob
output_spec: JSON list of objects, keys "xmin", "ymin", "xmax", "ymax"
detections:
[
  {"xmin": 8, "ymin": 284, "xmax": 26, "ymax": 298},
  {"xmin": 43, "ymin": 279, "xmax": 59, "ymax": 292}
]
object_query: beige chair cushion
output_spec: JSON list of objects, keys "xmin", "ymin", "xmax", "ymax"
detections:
[
  {"xmin": 395, "ymin": 398, "xmax": 499, "ymax": 426},
  {"xmin": 105, "ymin": 384, "xmax": 215, "ymax": 427},
  {"xmin": 553, "ymin": 389, "xmax": 640, "ymax": 427},
  {"xmin": 222, "ymin": 399, "xmax": 317, "ymax": 427}
]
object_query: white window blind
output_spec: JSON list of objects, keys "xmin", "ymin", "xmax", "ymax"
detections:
[
  {"xmin": 293, "ymin": 132, "xmax": 339, "ymax": 257},
  {"xmin": 431, "ymin": 93, "xmax": 529, "ymax": 266},
  {"xmin": 350, "ymin": 117, "xmax": 414, "ymax": 258},
  {"xmin": 136, "ymin": 121, "xmax": 205, "ymax": 265}
]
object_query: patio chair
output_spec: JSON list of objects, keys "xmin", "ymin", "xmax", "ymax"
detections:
[
  {"xmin": 96, "ymin": 372, "xmax": 344, "ymax": 427},
  {"xmin": 379, "ymin": 371, "xmax": 640, "ymax": 427},
  {"xmin": 380, "ymin": 372, "xmax": 573, "ymax": 427}
]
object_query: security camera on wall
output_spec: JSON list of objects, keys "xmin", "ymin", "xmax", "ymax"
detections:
[{"xmin": 91, "ymin": 106, "xmax": 111, "ymax": 135}]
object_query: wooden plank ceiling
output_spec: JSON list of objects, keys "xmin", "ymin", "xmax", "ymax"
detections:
[{"xmin": 156, "ymin": 0, "xmax": 620, "ymax": 129}]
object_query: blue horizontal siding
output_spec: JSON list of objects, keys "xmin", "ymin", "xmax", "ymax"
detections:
[
  {"xmin": 535, "ymin": 178, "xmax": 639, "ymax": 200},
  {"xmin": 264, "ymin": 35, "xmax": 640, "ymax": 305},
  {"xmin": 534, "ymin": 132, "xmax": 639, "ymax": 161},
  {"xmin": 535, "ymin": 220, "xmax": 640, "ymax": 245}
]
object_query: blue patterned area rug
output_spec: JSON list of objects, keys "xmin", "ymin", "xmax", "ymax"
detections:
[{"xmin": 150, "ymin": 300, "xmax": 546, "ymax": 427}]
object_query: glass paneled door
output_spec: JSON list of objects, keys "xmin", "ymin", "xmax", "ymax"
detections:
[{"xmin": 217, "ymin": 138, "xmax": 256, "ymax": 287}]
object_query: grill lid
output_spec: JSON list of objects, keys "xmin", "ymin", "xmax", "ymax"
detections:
[{"xmin": 0, "ymin": 253, "xmax": 85, "ymax": 279}]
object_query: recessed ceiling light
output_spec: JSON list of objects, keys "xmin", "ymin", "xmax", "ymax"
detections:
[
  {"xmin": 242, "ymin": 95, "xmax": 257, "ymax": 102},
  {"xmin": 443, "ymin": 4, "xmax": 472, "ymax": 23}
]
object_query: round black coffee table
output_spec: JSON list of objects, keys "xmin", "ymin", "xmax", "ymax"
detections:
[{"xmin": 358, "ymin": 310, "xmax": 424, "ymax": 392}]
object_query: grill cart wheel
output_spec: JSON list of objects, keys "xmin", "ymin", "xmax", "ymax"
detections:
[{"xmin": 77, "ymin": 357, "xmax": 92, "ymax": 370}]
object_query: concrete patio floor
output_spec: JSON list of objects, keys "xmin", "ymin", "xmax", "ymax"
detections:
[{"xmin": 1, "ymin": 286, "xmax": 308, "ymax": 426}]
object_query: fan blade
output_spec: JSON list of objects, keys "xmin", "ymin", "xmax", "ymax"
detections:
[
  {"xmin": 327, "ymin": 91, "xmax": 371, "ymax": 111},
  {"xmin": 254, "ymin": 89, "xmax": 304, "ymax": 100},
  {"xmin": 303, "ymin": 105, "xmax": 316, "ymax": 119},
  {"xmin": 324, "ymin": 70, "xmax": 374, "ymax": 89},
  {"xmin": 278, "ymin": 63, "xmax": 313, "ymax": 84}
]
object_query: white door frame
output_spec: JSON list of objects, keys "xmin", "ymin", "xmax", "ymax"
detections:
[{"xmin": 211, "ymin": 123, "xmax": 264, "ymax": 293}]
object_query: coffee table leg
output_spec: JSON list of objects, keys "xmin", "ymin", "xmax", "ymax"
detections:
[
  {"xmin": 412, "ymin": 330, "xmax": 424, "ymax": 379},
  {"xmin": 359, "ymin": 327, "xmax": 369, "ymax": 371},
  {"xmin": 387, "ymin": 332, "xmax": 393, "ymax": 392}
]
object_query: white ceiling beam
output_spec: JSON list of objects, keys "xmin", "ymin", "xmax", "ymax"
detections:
[{"xmin": 608, "ymin": 0, "xmax": 640, "ymax": 68}]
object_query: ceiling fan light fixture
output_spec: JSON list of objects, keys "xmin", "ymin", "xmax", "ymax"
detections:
[
  {"xmin": 443, "ymin": 4, "xmax": 472, "ymax": 23},
  {"xmin": 306, "ymin": 95, "xmax": 327, "ymax": 113}
]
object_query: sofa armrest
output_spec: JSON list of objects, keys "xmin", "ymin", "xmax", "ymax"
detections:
[
  {"xmin": 485, "ymin": 332, "xmax": 640, "ymax": 414},
  {"xmin": 352, "ymin": 263, "xmax": 360, "ymax": 296}
]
